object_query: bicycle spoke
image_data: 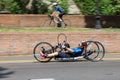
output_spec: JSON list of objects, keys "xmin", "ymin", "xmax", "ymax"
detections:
[
  {"xmin": 57, "ymin": 33, "xmax": 67, "ymax": 44},
  {"xmin": 85, "ymin": 41, "xmax": 105, "ymax": 62},
  {"xmin": 33, "ymin": 42, "xmax": 54, "ymax": 62}
]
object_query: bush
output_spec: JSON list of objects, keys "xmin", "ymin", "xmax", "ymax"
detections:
[
  {"xmin": 112, "ymin": 0, "xmax": 120, "ymax": 15},
  {"xmin": 73, "ymin": 0, "xmax": 96, "ymax": 15},
  {"xmin": 59, "ymin": 0, "xmax": 69, "ymax": 14},
  {"xmin": 100, "ymin": 0, "xmax": 114, "ymax": 15},
  {"xmin": 73, "ymin": 0, "xmax": 119, "ymax": 15},
  {"xmin": 81, "ymin": 0, "xmax": 96, "ymax": 15},
  {"xmin": 0, "ymin": 0, "xmax": 49, "ymax": 14},
  {"xmin": 0, "ymin": 0, "xmax": 22, "ymax": 14},
  {"xmin": 32, "ymin": 0, "xmax": 48, "ymax": 14}
]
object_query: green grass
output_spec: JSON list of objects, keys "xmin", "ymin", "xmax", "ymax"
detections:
[{"xmin": 0, "ymin": 27, "xmax": 120, "ymax": 32}]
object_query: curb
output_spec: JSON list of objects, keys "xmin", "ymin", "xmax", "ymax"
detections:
[
  {"xmin": 0, "ymin": 53, "xmax": 120, "ymax": 63},
  {"xmin": 0, "ymin": 58, "xmax": 120, "ymax": 64}
]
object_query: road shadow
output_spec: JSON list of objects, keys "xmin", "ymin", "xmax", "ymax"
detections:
[
  {"xmin": 33, "ymin": 59, "xmax": 90, "ymax": 63},
  {"xmin": 0, "ymin": 67, "xmax": 15, "ymax": 78}
]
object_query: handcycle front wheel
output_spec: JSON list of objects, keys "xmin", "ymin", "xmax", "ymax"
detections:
[
  {"xmin": 57, "ymin": 33, "xmax": 67, "ymax": 44},
  {"xmin": 56, "ymin": 33, "xmax": 70, "ymax": 52},
  {"xmin": 33, "ymin": 42, "xmax": 54, "ymax": 62},
  {"xmin": 84, "ymin": 41, "xmax": 105, "ymax": 62}
]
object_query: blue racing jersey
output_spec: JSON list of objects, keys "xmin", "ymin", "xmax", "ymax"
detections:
[
  {"xmin": 71, "ymin": 47, "xmax": 84, "ymax": 57},
  {"xmin": 55, "ymin": 5, "xmax": 65, "ymax": 13}
]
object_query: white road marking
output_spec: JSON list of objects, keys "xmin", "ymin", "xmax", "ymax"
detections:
[
  {"xmin": 0, "ymin": 60, "xmax": 37, "ymax": 63},
  {"xmin": 30, "ymin": 78, "xmax": 55, "ymax": 80}
]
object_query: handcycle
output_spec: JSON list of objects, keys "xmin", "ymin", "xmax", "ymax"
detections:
[
  {"xmin": 33, "ymin": 33, "xmax": 105, "ymax": 62},
  {"xmin": 43, "ymin": 15, "xmax": 71, "ymax": 28}
]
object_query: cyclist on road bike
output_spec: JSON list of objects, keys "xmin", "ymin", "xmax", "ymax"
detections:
[
  {"xmin": 40, "ymin": 41, "xmax": 87, "ymax": 59},
  {"xmin": 50, "ymin": 2, "xmax": 65, "ymax": 23}
]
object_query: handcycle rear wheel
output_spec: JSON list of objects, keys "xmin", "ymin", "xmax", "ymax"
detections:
[
  {"xmin": 33, "ymin": 42, "xmax": 54, "ymax": 62},
  {"xmin": 84, "ymin": 41, "xmax": 105, "ymax": 62}
]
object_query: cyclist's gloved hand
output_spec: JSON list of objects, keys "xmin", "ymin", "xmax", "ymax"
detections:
[
  {"xmin": 64, "ymin": 43, "xmax": 70, "ymax": 48},
  {"xmin": 62, "ymin": 45, "xmax": 66, "ymax": 49}
]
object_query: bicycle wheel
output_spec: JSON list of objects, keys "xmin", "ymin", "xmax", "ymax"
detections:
[
  {"xmin": 62, "ymin": 19, "xmax": 71, "ymax": 28},
  {"xmin": 43, "ymin": 19, "xmax": 56, "ymax": 27},
  {"xmin": 33, "ymin": 42, "xmax": 54, "ymax": 62},
  {"xmin": 84, "ymin": 41, "xmax": 105, "ymax": 62},
  {"xmin": 57, "ymin": 33, "xmax": 67, "ymax": 44},
  {"xmin": 95, "ymin": 41, "xmax": 105, "ymax": 61},
  {"xmin": 56, "ymin": 33, "xmax": 70, "ymax": 52}
]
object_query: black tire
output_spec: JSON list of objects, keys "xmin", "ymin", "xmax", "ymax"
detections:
[
  {"xmin": 56, "ymin": 33, "xmax": 70, "ymax": 52},
  {"xmin": 61, "ymin": 19, "xmax": 71, "ymax": 28},
  {"xmin": 43, "ymin": 19, "xmax": 56, "ymax": 27},
  {"xmin": 33, "ymin": 42, "xmax": 54, "ymax": 62},
  {"xmin": 55, "ymin": 33, "xmax": 68, "ymax": 52},
  {"xmin": 84, "ymin": 41, "xmax": 105, "ymax": 62},
  {"xmin": 57, "ymin": 33, "xmax": 67, "ymax": 44}
]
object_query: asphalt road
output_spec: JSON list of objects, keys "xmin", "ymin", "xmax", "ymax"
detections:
[{"xmin": 0, "ymin": 57, "xmax": 120, "ymax": 80}]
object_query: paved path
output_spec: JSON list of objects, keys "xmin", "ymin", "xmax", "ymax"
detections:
[
  {"xmin": 68, "ymin": 0, "xmax": 81, "ymax": 14},
  {"xmin": 1, "ymin": 55, "xmax": 120, "ymax": 80},
  {"xmin": 0, "ymin": 53, "xmax": 120, "ymax": 63}
]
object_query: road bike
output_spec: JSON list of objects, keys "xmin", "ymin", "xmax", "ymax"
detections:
[
  {"xmin": 43, "ymin": 15, "xmax": 71, "ymax": 28},
  {"xmin": 33, "ymin": 33, "xmax": 105, "ymax": 62}
]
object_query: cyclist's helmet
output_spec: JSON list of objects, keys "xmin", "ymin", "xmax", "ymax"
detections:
[
  {"xmin": 52, "ymin": 2, "xmax": 58, "ymax": 6},
  {"xmin": 81, "ymin": 41, "xmax": 87, "ymax": 47}
]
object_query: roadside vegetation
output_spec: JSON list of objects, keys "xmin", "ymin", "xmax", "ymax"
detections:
[
  {"xmin": 0, "ymin": 0, "xmax": 120, "ymax": 29},
  {"xmin": 0, "ymin": 0, "xmax": 120, "ymax": 15},
  {"xmin": 0, "ymin": 0, "xmax": 69, "ymax": 14},
  {"xmin": 73, "ymin": 0, "xmax": 120, "ymax": 15},
  {"xmin": 0, "ymin": 27, "xmax": 119, "ymax": 32}
]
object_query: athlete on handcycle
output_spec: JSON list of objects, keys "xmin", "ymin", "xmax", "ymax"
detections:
[
  {"xmin": 40, "ymin": 41, "xmax": 91, "ymax": 59},
  {"xmin": 34, "ymin": 34, "xmax": 105, "ymax": 62}
]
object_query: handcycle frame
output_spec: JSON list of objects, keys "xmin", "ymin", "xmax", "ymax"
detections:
[{"xmin": 33, "ymin": 33, "xmax": 105, "ymax": 62}]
